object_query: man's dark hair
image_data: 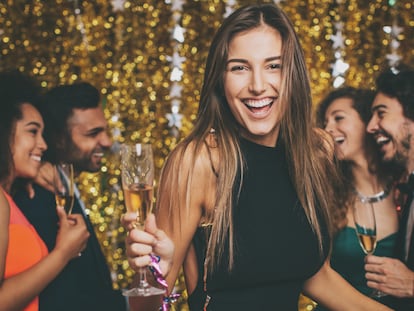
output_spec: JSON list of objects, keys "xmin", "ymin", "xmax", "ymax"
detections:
[
  {"xmin": 37, "ymin": 82, "xmax": 100, "ymax": 164},
  {"xmin": 376, "ymin": 64, "xmax": 414, "ymax": 121}
]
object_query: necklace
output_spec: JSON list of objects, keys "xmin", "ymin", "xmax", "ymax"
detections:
[{"xmin": 356, "ymin": 186, "xmax": 390, "ymax": 204}]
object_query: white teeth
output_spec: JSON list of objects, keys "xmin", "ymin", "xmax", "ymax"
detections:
[
  {"xmin": 31, "ymin": 155, "xmax": 41, "ymax": 162},
  {"xmin": 334, "ymin": 137, "xmax": 345, "ymax": 143},
  {"xmin": 376, "ymin": 136, "xmax": 389, "ymax": 144},
  {"xmin": 93, "ymin": 153, "xmax": 104, "ymax": 157},
  {"xmin": 244, "ymin": 98, "xmax": 273, "ymax": 108}
]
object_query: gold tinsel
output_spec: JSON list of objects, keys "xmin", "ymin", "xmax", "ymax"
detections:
[{"xmin": 1, "ymin": 1, "xmax": 413, "ymax": 310}]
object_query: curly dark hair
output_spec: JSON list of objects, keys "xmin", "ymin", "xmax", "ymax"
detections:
[
  {"xmin": 316, "ymin": 87, "xmax": 374, "ymax": 127},
  {"xmin": 376, "ymin": 64, "xmax": 414, "ymax": 121},
  {"xmin": 0, "ymin": 70, "xmax": 41, "ymax": 184}
]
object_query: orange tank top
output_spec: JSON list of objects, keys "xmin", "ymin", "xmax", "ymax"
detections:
[{"xmin": 4, "ymin": 191, "xmax": 48, "ymax": 311}]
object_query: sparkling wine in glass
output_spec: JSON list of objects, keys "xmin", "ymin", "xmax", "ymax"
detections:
[
  {"xmin": 53, "ymin": 163, "xmax": 75, "ymax": 215},
  {"xmin": 353, "ymin": 199, "xmax": 386, "ymax": 298},
  {"xmin": 121, "ymin": 143, "xmax": 165, "ymax": 297}
]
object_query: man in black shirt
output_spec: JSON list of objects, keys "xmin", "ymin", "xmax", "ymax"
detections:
[
  {"xmin": 15, "ymin": 82, "xmax": 127, "ymax": 311},
  {"xmin": 366, "ymin": 66, "xmax": 414, "ymax": 311}
]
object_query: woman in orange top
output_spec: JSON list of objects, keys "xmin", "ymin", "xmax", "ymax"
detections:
[{"xmin": 0, "ymin": 70, "xmax": 89, "ymax": 311}]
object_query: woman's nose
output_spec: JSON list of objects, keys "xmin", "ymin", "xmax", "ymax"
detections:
[
  {"xmin": 248, "ymin": 70, "xmax": 266, "ymax": 94},
  {"xmin": 38, "ymin": 135, "xmax": 47, "ymax": 151},
  {"xmin": 324, "ymin": 121, "xmax": 334, "ymax": 133}
]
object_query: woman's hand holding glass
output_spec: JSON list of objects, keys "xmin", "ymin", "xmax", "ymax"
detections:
[
  {"xmin": 54, "ymin": 204, "xmax": 89, "ymax": 260},
  {"xmin": 123, "ymin": 213, "xmax": 174, "ymax": 280},
  {"xmin": 353, "ymin": 199, "xmax": 386, "ymax": 298}
]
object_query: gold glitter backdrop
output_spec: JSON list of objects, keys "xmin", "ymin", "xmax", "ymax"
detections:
[{"xmin": 1, "ymin": 0, "xmax": 413, "ymax": 310}]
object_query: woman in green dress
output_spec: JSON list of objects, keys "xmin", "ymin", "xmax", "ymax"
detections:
[{"xmin": 316, "ymin": 86, "xmax": 402, "ymax": 309}]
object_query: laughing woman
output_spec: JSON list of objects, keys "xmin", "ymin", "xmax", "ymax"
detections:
[
  {"xmin": 0, "ymin": 70, "xmax": 89, "ymax": 311},
  {"xmin": 315, "ymin": 86, "xmax": 401, "ymax": 309},
  {"xmin": 124, "ymin": 4, "xmax": 394, "ymax": 311}
]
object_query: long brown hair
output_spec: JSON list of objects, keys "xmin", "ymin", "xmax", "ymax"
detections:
[{"xmin": 157, "ymin": 3, "xmax": 335, "ymax": 273}]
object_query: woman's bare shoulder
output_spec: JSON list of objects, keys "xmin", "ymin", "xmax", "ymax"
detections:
[{"xmin": 167, "ymin": 133, "xmax": 218, "ymax": 178}]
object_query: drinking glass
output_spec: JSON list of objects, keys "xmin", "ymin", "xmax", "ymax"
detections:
[
  {"xmin": 353, "ymin": 199, "xmax": 386, "ymax": 298},
  {"xmin": 53, "ymin": 163, "xmax": 75, "ymax": 215},
  {"xmin": 120, "ymin": 143, "xmax": 165, "ymax": 297}
]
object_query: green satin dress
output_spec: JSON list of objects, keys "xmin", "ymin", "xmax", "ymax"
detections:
[{"xmin": 315, "ymin": 226, "xmax": 397, "ymax": 310}]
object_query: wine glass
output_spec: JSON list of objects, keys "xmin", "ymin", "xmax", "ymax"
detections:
[
  {"xmin": 120, "ymin": 143, "xmax": 165, "ymax": 297},
  {"xmin": 353, "ymin": 199, "xmax": 386, "ymax": 298},
  {"xmin": 53, "ymin": 163, "xmax": 75, "ymax": 215}
]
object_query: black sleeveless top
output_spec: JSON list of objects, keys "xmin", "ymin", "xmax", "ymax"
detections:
[{"xmin": 188, "ymin": 138, "xmax": 329, "ymax": 310}]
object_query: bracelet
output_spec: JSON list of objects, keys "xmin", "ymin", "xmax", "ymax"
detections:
[{"xmin": 148, "ymin": 254, "xmax": 180, "ymax": 311}]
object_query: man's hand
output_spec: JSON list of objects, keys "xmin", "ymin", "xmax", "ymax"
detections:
[
  {"xmin": 26, "ymin": 162, "xmax": 55, "ymax": 197},
  {"xmin": 365, "ymin": 255, "xmax": 414, "ymax": 298}
]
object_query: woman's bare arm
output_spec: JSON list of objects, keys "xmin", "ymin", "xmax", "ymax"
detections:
[
  {"xmin": 304, "ymin": 260, "xmax": 393, "ymax": 311},
  {"xmin": 0, "ymin": 193, "xmax": 89, "ymax": 311}
]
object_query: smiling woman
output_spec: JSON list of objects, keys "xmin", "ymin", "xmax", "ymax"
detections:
[
  {"xmin": 12, "ymin": 103, "xmax": 47, "ymax": 180},
  {"xmin": 123, "ymin": 3, "xmax": 394, "ymax": 311},
  {"xmin": 0, "ymin": 70, "xmax": 89, "ymax": 311},
  {"xmin": 315, "ymin": 86, "xmax": 401, "ymax": 309},
  {"xmin": 224, "ymin": 25, "xmax": 282, "ymax": 147},
  {"xmin": 0, "ymin": 71, "xmax": 46, "ymax": 190}
]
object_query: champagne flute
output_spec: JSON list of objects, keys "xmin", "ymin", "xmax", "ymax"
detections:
[
  {"xmin": 353, "ymin": 199, "xmax": 386, "ymax": 298},
  {"xmin": 53, "ymin": 163, "xmax": 75, "ymax": 215},
  {"xmin": 120, "ymin": 143, "xmax": 165, "ymax": 297}
]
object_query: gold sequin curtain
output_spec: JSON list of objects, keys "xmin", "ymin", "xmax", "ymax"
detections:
[{"xmin": 1, "ymin": 0, "xmax": 413, "ymax": 310}]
